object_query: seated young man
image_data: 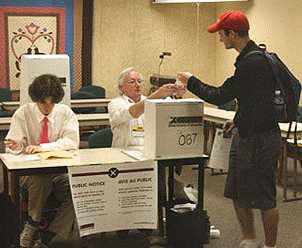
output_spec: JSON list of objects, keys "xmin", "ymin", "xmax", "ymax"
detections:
[{"xmin": 5, "ymin": 74, "xmax": 80, "ymax": 248}]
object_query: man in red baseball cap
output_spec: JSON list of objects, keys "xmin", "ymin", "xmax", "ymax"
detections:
[
  {"xmin": 207, "ymin": 10, "xmax": 249, "ymax": 33},
  {"xmin": 177, "ymin": 10, "xmax": 280, "ymax": 248}
]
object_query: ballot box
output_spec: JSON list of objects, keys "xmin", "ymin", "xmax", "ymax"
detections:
[
  {"xmin": 20, "ymin": 54, "xmax": 71, "ymax": 106},
  {"xmin": 144, "ymin": 99, "xmax": 204, "ymax": 159}
]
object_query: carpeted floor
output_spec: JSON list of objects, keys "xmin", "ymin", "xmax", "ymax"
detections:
[{"xmin": 48, "ymin": 163, "xmax": 302, "ymax": 248}]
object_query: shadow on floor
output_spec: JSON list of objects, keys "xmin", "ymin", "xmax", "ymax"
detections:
[{"xmin": 49, "ymin": 229, "xmax": 175, "ymax": 248}]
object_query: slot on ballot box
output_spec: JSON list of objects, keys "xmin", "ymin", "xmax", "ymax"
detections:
[{"xmin": 144, "ymin": 99, "xmax": 204, "ymax": 159}]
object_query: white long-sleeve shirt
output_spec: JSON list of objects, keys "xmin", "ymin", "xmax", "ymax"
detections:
[
  {"xmin": 108, "ymin": 95, "xmax": 146, "ymax": 148},
  {"xmin": 6, "ymin": 103, "xmax": 79, "ymax": 154}
]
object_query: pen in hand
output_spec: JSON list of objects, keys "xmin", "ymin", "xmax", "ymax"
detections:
[{"xmin": 4, "ymin": 138, "xmax": 21, "ymax": 151}]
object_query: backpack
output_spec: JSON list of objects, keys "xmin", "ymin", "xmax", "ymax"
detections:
[{"xmin": 244, "ymin": 44, "xmax": 301, "ymax": 123}]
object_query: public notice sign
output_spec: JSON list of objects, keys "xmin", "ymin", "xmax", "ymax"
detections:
[{"xmin": 68, "ymin": 161, "xmax": 158, "ymax": 237}]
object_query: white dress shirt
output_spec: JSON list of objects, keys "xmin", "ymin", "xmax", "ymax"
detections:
[
  {"xmin": 108, "ymin": 95, "xmax": 146, "ymax": 148},
  {"xmin": 6, "ymin": 102, "xmax": 79, "ymax": 154}
]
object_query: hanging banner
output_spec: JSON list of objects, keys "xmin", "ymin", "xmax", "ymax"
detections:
[{"xmin": 68, "ymin": 160, "xmax": 158, "ymax": 237}]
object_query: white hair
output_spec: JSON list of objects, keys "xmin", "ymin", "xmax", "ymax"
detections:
[{"xmin": 115, "ymin": 67, "xmax": 144, "ymax": 95}]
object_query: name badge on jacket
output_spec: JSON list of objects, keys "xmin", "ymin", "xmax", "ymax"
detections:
[{"xmin": 132, "ymin": 126, "xmax": 145, "ymax": 137}]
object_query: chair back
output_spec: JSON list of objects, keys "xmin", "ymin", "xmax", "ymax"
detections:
[
  {"xmin": 79, "ymin": 85, "xmax": 105, "ymax": 99},
  {"xmin": 71, "ymin": 86, "xmax": 106, "ymax": 113},
  {"xmin": 0, "ymin": 88, "xmax": 12, "ymax": 102},
  {"xmin": 71, "ymin": 91, "xmax": 96, "ymax": 114},
  {"xmin": 214, "ymin": 100, "xmax": 237, "ymax": 128},
  {"xmin": 296, "ymin": 106, "xmax": 302, "ymax": 123},
  {"xmin": 88, "ymin": 128, "xmax": 113, "ymax": 148},
  {"xmin": 218, "ymin": 99, "xmax": 236, "ymax": 111},
  {"xmin": 0, "ymin": 88, "xmax": 15, "ymax": 117}
]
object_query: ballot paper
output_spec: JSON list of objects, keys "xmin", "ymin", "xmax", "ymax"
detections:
[
  {"xmin": 1, "ymin": 153, "xmax": 41, "ymax": 162},
  {"xmin": 1, "ymin": 150, "xmax": 74, "ymax": 162}
]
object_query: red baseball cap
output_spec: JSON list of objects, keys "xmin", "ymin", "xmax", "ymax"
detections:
[{"xmin": 207, "ymin": 10, "xmax": 249, "ymax": 33}]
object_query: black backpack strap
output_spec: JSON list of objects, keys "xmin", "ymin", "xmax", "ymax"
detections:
[
  {"xmin": 243, "ymin": 50, "xmax": 264, "ymax": 58},
  {"xmin": 244, "ymin": 46, "xmax": 282, "ymax": 92},
  {"xmin": 243, "ymin": 43, "xmax": 266, "ymax": 59}
]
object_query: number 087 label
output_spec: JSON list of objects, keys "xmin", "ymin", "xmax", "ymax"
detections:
[{"xmin": 178, "ymin": 132, "xmax": 198, "ymax": 147}]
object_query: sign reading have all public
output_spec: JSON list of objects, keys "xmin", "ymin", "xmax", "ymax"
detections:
[{"xmin": 144, "ymin": 99, "xmax": 204, "ymax": 159}]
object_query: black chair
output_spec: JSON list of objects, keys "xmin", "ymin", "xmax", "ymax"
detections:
[
  {"xmin": 79, "ymin": 85, "xmax": 105, "ymax": 99},
  {"xmin": 0, "ymin": 87, "xmax": 13, "ymax": 102},
  {"xmin": 0, "ymin": 110, "xmax": 15, "ymax": 117},
  {"xmin": 296, "ymin": 105, "xmax": 302, "ymax": 123},
  {"xmin": 0, "ymin": 87, "xmax": 15, "ymax": 117},
  {"xmin": 216, "ymin": 99, "xmax": 237, "ymax": 128},
  {"xmin": 71, "ymin": 86, "xmax": 107, "ymax": 114},
  {"xmin": 71, "ymin": 91, "xmax": 97, "ymax": 114},
  {"xmin": 278, "ymin": 105, "xmax": 302, "ymax": 183},
  {"xmin": 218, "ymin": 99, "xmax": 237, "ymax": 111},
  {"xmin": 88, "ymin": 128, "xmax": 113, "ymax": 148},
  {"xmin": 80, "ymin": 86, "xmax": 107, "ymax": 113}
]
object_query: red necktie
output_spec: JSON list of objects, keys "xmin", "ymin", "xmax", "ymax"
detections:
[{"xmin": 40, "ymin": 117, "xmax": 49, "ymax": 144}]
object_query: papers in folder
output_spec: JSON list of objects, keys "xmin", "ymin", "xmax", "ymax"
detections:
[{"xmin": 35, "ymin": 150, "xmax": 74, "ymax": 159}]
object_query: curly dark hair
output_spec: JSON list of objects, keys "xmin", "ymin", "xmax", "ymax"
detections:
[{"xmin": 28, "ymin": 74, "xmax": 65, "ymax": 103}]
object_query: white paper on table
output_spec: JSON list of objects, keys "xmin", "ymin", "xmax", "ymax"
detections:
[
  {"xmin": 1, "ymin": 153, "xmax": 41, "ymax": 162},
  {"xmin": 122, "ymin": 150, "xmax": 152, "ymax": 161},
  {"xmin": 207, "ymin": 128, "xmax": 234, "ymax": 171}
]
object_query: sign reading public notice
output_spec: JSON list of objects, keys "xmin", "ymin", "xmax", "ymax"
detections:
[{"xmin": 68, "ymin": 161, "xmax": 158, "ymax": 237}]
